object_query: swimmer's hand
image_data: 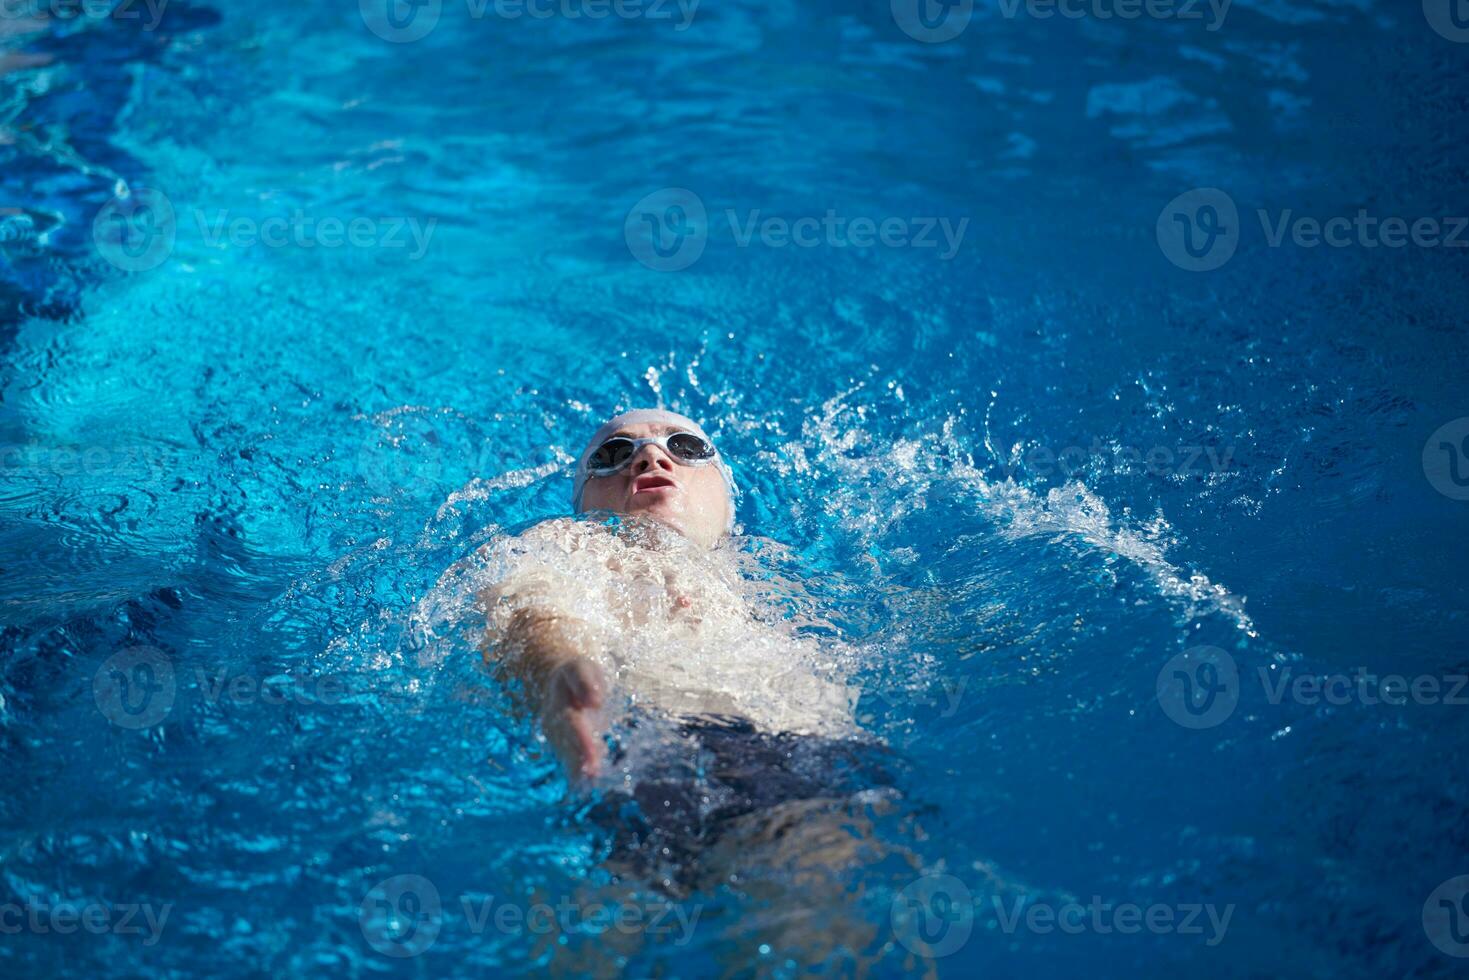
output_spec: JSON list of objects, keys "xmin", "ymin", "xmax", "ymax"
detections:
[
  {"xmin": 475, "ymin": 580, "xmax": 610, "ymax": 782},
  {"xmin": 542, "ymin": 657, "xmax": 607, "ymax": 780}
]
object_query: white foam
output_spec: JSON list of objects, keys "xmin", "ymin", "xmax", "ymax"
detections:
[
  {"xmin": 417, "ymin": 517, "xmax": 862, "ymax": 738},
  {"xmin": 797, "ymin": 387, "xmax": 1256, "ymax": 636}
]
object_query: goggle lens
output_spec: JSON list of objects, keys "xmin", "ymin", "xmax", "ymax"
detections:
[
  {"xmin": 590, "ymin": 438, "xmax": 637, "ymax": 471},
  {"xmin": 666, "ymin": 432, "xmax": 715, "ymax": 461}
]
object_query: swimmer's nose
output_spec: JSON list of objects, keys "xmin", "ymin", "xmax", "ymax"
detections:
[{"xmin": 629, "ymin": 444, "xmax": 676, "ymax": 476}]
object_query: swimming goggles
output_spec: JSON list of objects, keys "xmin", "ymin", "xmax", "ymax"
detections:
[{"xmin": 584, "ymin": 431, "xmax": 719, "ymax": 476}]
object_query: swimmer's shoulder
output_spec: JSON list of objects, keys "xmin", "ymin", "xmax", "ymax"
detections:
[
  {"xmin": 470, "ymin": 517, "xmax": 607, "ymax": 605},
  {"xmin": 515, "ymin": 516, "xmax": 578, "ymax": 545}
]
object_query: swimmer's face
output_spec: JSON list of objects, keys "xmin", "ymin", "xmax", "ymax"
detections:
[{"xmin": 579, "ymin": 421, "xmax": 731, "ymax": 547}]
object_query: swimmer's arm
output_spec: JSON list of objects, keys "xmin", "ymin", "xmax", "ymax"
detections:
[
  {"xmin": 488, "ymin": 606, "xmax": 593, "ymax": 695},
  {"xmin": 481, "ymin": 600, "xmax": 608, "ymax": 780}
]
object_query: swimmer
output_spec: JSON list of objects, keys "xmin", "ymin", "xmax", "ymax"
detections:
[
  {"xmin": 473, "ymin": 409, "xmax": 914, "ymax": 961},
  {"xmin": 481, "ymin": 409, "xmax": 739, "ymax": 778},
  {"xmin": 477, "ymin": 409, "xmax": 858, "ymax": 781}
]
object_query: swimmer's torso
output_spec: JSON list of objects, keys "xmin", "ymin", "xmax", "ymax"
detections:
[{"xmin": 480, "ymin": 517, "xmax": 857, "ymax": 737}]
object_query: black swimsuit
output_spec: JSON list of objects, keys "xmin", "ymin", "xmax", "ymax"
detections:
[{"xmin": 587, "ymin": 714, "xmax": 899, "ymax": 883}]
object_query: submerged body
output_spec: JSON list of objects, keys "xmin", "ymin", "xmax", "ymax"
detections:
[
  {"xmin": 475, "ymin": 512, "xmax": 903, "ymax": 901},
  {"xmin": 468, "ymin": 410, "xmax": 910, "ymax": 910}
]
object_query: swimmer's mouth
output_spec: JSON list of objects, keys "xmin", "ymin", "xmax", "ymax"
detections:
[{"xmin": 631, "ymin": 474, "xmax": 679, "ymax": 495}]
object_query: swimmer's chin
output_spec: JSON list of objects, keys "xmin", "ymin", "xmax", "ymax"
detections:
[
  {"xmin": 593, "ymin": 503, "xmax": 711, "ymax": 547},
  {"xmin": 575, "ymin": 503, "xmax": 686, "ymax": 535},
  {"xmin": 620, "ymin": 502, "xmax": 691, "ymax": 537},
  {"xmin": 580, "ymin": 502, "xmax": 721, "ymax": 547}
]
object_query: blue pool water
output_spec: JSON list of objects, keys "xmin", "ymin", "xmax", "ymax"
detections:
[{"xmin": 4, "ymin": 0, "xmax": 1469, "ymax": 975}]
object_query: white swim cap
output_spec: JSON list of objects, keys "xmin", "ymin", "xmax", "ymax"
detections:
[{"xmin": 571, "ymin": 409, "xmax": 736, "ymax": 531}]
